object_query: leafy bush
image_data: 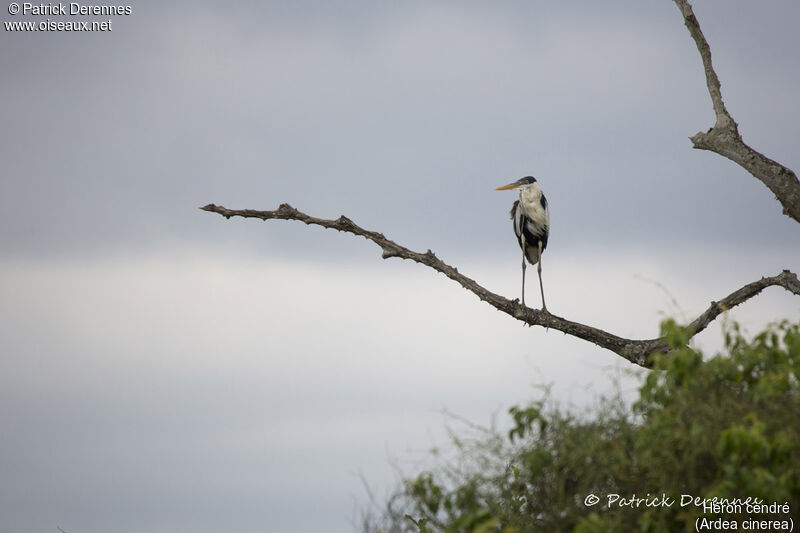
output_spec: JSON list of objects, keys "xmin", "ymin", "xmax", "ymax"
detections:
[{"xmin": 362, "ymin": 320, "xmax": 800, "ymax": 533}]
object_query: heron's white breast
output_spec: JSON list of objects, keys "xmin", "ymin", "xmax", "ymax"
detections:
[{"xmin": 519, "ymin": 184, "xmax": 549, "ymax": 229}]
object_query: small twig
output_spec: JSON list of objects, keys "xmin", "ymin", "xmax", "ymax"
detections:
[
  {"xmin": 201, "ymin": 203, "xmax": 800, "ymax": 368},
  {"xmin": 673, "ymin": 0, "xmax": 800, "ymax": 223},
  {"xmin": 687, "ymin": 271, "xmax": 800, "ymax": 336}
]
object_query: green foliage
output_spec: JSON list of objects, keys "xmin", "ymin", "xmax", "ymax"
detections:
[
  {"xmin": 364, "ymin": 320, "xmax": 800, "ymax": 533},
  {"xmin": 508, "ymin": 402, "xmax": 546, "ymax": 442}
]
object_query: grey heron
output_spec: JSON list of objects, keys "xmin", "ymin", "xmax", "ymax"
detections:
[{"xmin": 496, "ymin": 176, "xmax": 550, "ymax": 310}]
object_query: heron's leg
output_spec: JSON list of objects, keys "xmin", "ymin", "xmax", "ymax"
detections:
[
  {"xmin": 537, "ymin": 240, "xmax": 547, "ymax": 312},
  {"xmin": 520, "ymin": 234, "xmax": 527, "ymax": 307}
]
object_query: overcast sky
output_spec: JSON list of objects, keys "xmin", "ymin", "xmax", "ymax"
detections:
[{"xmin": 1, "ymin": 2, "xmax": 799, "ymax": 532}]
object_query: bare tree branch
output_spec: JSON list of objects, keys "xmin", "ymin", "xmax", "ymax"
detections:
[
  {"xmin": 687, "ymin": 271, "xmax": 800, "ymax": 337},
  {"xmin": 200, "ymin": 203, "xmax": 799, "ymax": 368},
  {"xmin": 200, "ymin": 5, "xmax": 800, "ymax": 369},
  {"xmin": 673, "ymin": 0, "xmax": 800, "ymax": 223}
]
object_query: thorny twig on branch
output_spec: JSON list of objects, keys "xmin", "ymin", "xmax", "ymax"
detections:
[
  {"xmin": 673, "ymin": 0, "xmax": 800, "ymax": 223},
  {"xmin": 200, "ymin": 203, "xmax": 800, "ymax": 368}
]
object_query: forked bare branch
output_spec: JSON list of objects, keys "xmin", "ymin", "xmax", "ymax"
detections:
[
  {"xmin": 673, "ymin": 0, "xmax": 800, "ymax": 223},
  {"xmin": 201, "ymin": 5, "xmax": 800, "ymax": 368},
  {"xmin": 201, "ymin": 203, "xmax": 799, "ymax": 368}
]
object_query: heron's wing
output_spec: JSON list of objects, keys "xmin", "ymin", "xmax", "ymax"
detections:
[
  {"xmin": 511, "ymin": 199, "xmax": 549, "ymax": 262},
  {"xmin": 536, "ymin": 194, "xmax": 549, "ymax": 250},
  {"xmin": 510, "ymin": 200, "xmax": 524, "ymax": 247},
  {"xmin": 521, "ymin": 215, "xmax": 548, "ymax": 246}
]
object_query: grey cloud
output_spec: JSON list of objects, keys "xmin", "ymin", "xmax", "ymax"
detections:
[
  {"xmin": 1, "ymin": 2, "xmax": 799, "ymax": 531},
  {"xmin": 2, "ymin": 1, "xmax": 798, "ymax": 259}
]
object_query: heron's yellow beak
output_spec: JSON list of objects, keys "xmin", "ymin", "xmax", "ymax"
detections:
[{"xmin": 495, "ymin": 181, "xmax": 520, "ymax": 191}]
